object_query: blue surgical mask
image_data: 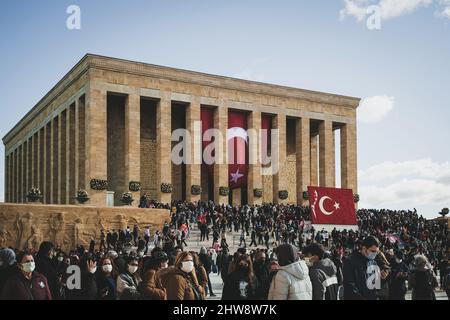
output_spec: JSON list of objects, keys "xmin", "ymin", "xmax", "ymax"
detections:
[{"xmin": 367, "ymin": 252, "xmax": 378, "ymax": 260}]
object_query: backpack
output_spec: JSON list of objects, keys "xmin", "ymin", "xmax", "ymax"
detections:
[{"xmin": 317, "ymin": 269, "xmax": 339, "ymax": 300}]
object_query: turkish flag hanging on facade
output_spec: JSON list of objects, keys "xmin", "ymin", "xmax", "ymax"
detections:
[
  {"xmin": 307, "ymin": 186, "xmax": 357, "ymax": 225},
  {"xmin": 228, "ymin": 110, "xmax": 248, "ymax": 189}
]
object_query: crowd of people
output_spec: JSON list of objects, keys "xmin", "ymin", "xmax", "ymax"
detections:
[{"xmin": 0, "ymin": 200, "xmax": 449, "ymax": 300}]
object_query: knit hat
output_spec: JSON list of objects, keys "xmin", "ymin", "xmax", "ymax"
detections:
[{"xmin": 0, "ymin": 248, "xmax": 16, "ymax": 268}]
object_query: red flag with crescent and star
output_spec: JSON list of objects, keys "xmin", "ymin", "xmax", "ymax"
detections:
[
  {"xmin": 308, "ymin": 186, "xmax": 357, "ymax": 225},
  {"xmin": 228, "ymin": 110, "xmax": 248, "ymax": 189}
]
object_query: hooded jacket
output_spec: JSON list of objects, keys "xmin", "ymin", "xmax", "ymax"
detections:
[
  {"xmin": 309, "ymin": 258, "xmax": 338, "ymax": 300},
  {"xmin": 1, "ymin": 270, "xmax": 52, "ymax": 300},
  {"xmin": 268, "ymin": 260, "xmax": 313, "ymax": 300},
  {"xmin": 343, "ymin": 251, "xmax": 379, "ymax": 300}
]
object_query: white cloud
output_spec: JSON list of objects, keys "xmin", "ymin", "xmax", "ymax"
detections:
[
  {"xmin": 340, "ymin": 0, "xmax": 433, "ymax": 22},
  {"xmin": 358, "ymin": 158, "xmax": 450, "ymax": 218},
  {"xmin": 340, "ymin": 0, "xmax": 370, "ymax": 21},
  {"xmin": 436, "ymin": 0, "xmax": 450, "ymax": 17},
  {"xmin": 357, "ymin": 95, "xmax": 394, "ymax": 123}
]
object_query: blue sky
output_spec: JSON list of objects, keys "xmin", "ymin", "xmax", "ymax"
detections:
[{"xmin": 1, "ymin": 1, "xmax": 449, "ymax": 218}]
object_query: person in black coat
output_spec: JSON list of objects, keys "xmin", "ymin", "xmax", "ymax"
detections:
[
  {"xmin": 388, "ymin": 252, "xmax": 409, "ymax": 300},
  {"xmin": 35, "ymin": 241, "xmax": 61, "ymax": 299},
  {"xmin": 96, "ymin": 257, "xmax": 117, "ymax": 300},
  {"xmin": 199, "ymin": 247, "xmax": 215, "ymax": 297},
  {"xmin": 77, "ymin": 254, "xmax": 98, "ymax": 300},
  {"xmin": 0, "ymin": 248, "xmax": 17, "ymax": 293},
  {"xmin": 253, "ymin": 251, "xmax": 270, "ymax": 299},
  {"xmin": 222, "ymin": 254, "xmax": 259, "ymax": 300},
  {"xmin": 343, "ymin": 236, "xmax": 386, "ymax": 300}
]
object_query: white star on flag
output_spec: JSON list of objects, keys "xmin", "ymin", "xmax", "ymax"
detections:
[
  {"xmin": 333, "ymin": 202, "xmax": 340, "ymax": 210},
  {"xmin": 230, "ymin": 169, "xmax": 244, "ymax": 183}
]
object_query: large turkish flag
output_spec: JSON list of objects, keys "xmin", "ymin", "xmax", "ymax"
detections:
[
  {"xmin": 228, "ymin": 110, "xmax": 248, "ymax": 189},
  {"xmin": 307, "ymin": 186, "xmax": 357, "ymax": 225}
]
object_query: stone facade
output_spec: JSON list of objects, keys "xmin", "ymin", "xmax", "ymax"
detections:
[
  {"xmin": 0, "ymin": 203, "xmax": 169, "ymax": 252},
  {"xmin": 3, "ymin": 54, "xmax": 360, "ymax": 207}
]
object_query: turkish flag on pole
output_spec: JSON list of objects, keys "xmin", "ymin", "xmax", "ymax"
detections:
[
  {"xmin": 307, "ymin": 186, "xmax": 357, "ymax": 225},
  {"xmin": 228, "ymin": 111, "xmax": 248, "ymax": 189}
]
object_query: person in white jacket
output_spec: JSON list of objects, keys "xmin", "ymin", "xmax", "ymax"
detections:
[{"xmin": 268, "ymin": 243, "xmax": 312, "ymax": 300}]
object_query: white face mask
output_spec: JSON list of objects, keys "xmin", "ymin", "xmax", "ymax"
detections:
[
  {"xmin": 89, "ymin": 267, "xmax": 97, "ymax": 274},
  {"xmin": 22, "ymin": 262, "xmax": 35, "ymax": 273},
  {"xmin": 181, "ymin": 261, "xmax": 194, "ymax": 273},
  {"xmin": 102, "ymin": 265, "xmax": 113, "ymax": 273},
  {"xmin": 58, "ymin": 257, "xmax": 64, "ymax": 262},
  {"xmin": 128, "ymin": 265, "xmax": 138, "ymax": 274}
]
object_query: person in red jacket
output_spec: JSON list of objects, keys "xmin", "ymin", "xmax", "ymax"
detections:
[{"xmin": 1, "ymin": 251, "xmax": 52, "ymax": 300}]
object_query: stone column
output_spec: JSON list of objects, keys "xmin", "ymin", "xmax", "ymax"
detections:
[
  {"xmin": 213, "ymin": 104, "xmax": 229, "ymax": 205},
  {"xmin": 156, "ymin": 93, "xmax": 172, "ymax": 204},
  {"xmin": 12, "ymin": 150, "xmax": 16, "ymax": 203},
  {"xmin": 57, "ymin": 114, "xmax": 62, "ymax": 204},
  {"xmin": 35, "ymin": 131, "xmax": 39, "ymax": 192},
  {"xmin": 49, "ymin": 119, "xmax": 55, "ymax": 204},
  {"xmin": 319, "ymin": 120, "xmax": 334, "ymax": 187},
  {"xmin": 185, "ymin": 98, "xmax": 201, "ymax": 202},
  {"xmin": 272, "ymin": 113, "xmax": 287, "ymax": 203},
  {"xmin": 20, "ymin": 145, "xmax": 24, "ymax": 203},
  {"xmin": 66, "ymin": 107, "xmax": 71, "ymax": 203},
  {"xmin": 341, "ymin": 123, "xmax": 358, "ymax": 194},
  {"xmin": 30, "ymin": 135, "xmax": 34, "ymax": 189},
  {"xmin": 125, "ymin": 93, "xmax": 141, "ymax": 206},
  {"xmin": 4, "ymin": 154, "xmax": 7, "ymax": 202},
  {"xmin": 332, "ymin": 130, "xmax": 336, "ymax": 187},
  {"xmin": 86, "ymin": 86, "xmax": 108, "ymax": 206},
  {"xmin": 232, "ymin": 188, "xmax": 241, "ymax": 205},
  {"xmin": 5, "ymin": 154, "xmax": 8, "ymax": 202},
  {"xmin": 296, "ymin": 117, "xmax": 310, "ymax": 205},
  {"xmin": 247, "ymin": 110, "xmax": 262, "ymax": 205},
  {"xmin": 74, "ymin": 98, "xmax": 80, "ymax": 203},
  {"xmin": 24, "ymin": 141, "xmax": 28, "ymax": 202},
  {"xmin": 310, "ymin": 135, "xmax": 318, "ymax": 186}
]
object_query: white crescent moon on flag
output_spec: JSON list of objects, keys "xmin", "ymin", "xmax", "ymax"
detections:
[
  {"xmin": 319, "ymin": 196, "xmax": 335, "ymax": 216},
  {"xmin": 227, "ymin": 127, "xmax": 248, "ymax": 143}
]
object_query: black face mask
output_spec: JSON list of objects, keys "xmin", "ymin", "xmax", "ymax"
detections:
[{"xmin": 238, "ymin": 265, "xmax": 249, "ymax": 274}]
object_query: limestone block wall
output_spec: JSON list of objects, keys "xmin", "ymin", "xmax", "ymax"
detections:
[{"xmin": 0, "ymin": 203, "xmax": 169, "ymax": 252}]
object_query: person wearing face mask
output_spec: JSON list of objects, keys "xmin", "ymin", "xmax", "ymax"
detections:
[
  {"xmin": 268, "ymin": 243, "xmax": 312, "ymax": 300},
  {"xmin": 303, "ymin": 243, "xmax": 338, "ymax": 300},
  {"xmin": 253, "ymin": 250, "xmax": 270, "ymax": 300},
  {"xmin": 141, "ymin": 251, "xmax": 168, "ymax": 300},
  {"xmin": 35, "ymin": 241, "xmax": 61, "ymax": 299},
  {"xmin": 222, "ymin": 254, "xmax": 259, "ymax": 300},
  {"xmin": 116, "ymin": 257, "xmax": 141, "ymax": 300},
  {"xmin": 95, "ymin": 258, "xmax": 116, "ymax": 300},
  {"xmin": 166, "ymin": 252, "xmax": 203, "ymax": 300},
  {"xmin": 69, "ymin": 253, "xmax": 98, "ymax": 300},
  {"xmin": 343, "ymin": 236, "xmax": 382, "ymax": 300},
  {"xmin": 388, "ymin": 251, "xmax": 409, "ymax": 300},
  {"xmin": 1, "ymin": 251, "xmax": 52, "ymax": 300},
  {"xmin": 0, "ymin": 248, "xmax": 17, "ymax": 294}
]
